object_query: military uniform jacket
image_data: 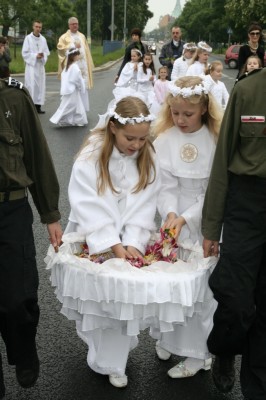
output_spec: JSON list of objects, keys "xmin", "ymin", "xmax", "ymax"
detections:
[
  {"xmin": 0, "ymin": 78, "xmax": 61, "ymax": 224},
  {"xmin": 202, "ymin": 68, "xmax": 266, "ymax": 241}
]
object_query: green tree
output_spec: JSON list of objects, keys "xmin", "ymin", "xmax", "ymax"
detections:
[
  {"xmin": 74, "ymin": 0, "xmax": 152, "ymax": 42},
  {"xmin": 225, "ymin": 0, "xmax": 266, "ymax": 28},
  {"xmin": 175, "ymin": 0, "xmax": 229, "ymax": 44}
]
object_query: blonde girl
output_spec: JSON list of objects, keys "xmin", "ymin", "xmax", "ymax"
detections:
[
  {"xmin": 186, "ymin": 41, "xmax": 212, "ymax": 77},
  {"xmin": 150, "ymin": 66, "xmax": 169, "ymax": 115},
  {"xmin": 152, "ymin": 76, "xmax": 222, "ymax": 379},
  {"xmin": 50, "ymin": 47, "xmax": 88, "ymax": 126},
  {"xmin": 204, "ymin": 60, "xmax": 229, "ymax": 109},
  {"xmin": 65, "ymin": 96, "xmax": 161, "ymax": 388},
  {"xmin": 137, "ymin": 52, "xmax": 156, "ymax": 106},
  {"xmin": 113, "ymin": 49, "xmax": 142, "ymax": 100},
  {"xmin": 171, "ymin": 42, "xmax": 197, "ymax": 80}
]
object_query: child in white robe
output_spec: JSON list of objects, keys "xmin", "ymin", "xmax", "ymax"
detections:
[
  {"xmin": 150, "ymin": 66, "xmax": 169, "ymax": 116},
  {"xmin": 50, "ymin": 47, "xmax": 88, "ymax": 126},
  {"xmin": 152, "ymin": 76, "xmax": 223, "ymax": 379},
  {"xmin": 186, "ymin": 41, "xmax": 212, "ymax": 77},
  {"xmin": 137, "ymin": 52, "xmax": 156, "ymax": 107},
  {"xmin": 204, "ymin": 60, "xmax": 229, "ymax": 110},
  {"xmin": 113, "ymin": 49, "xmax": 142, "ymax": 101},
  {"xmin": 171, "ymin": 42, "xmax": 197, "ymax": 81},
  {"xmin": 64, "ymin": 96, "xmax": 160, "ymax": 388}
]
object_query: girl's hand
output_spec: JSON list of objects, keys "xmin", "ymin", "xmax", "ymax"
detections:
[
  {"xmin": 150, "ymin": 75, "xmax": 155, "ymax": 81},
  {"xmin": 162, "ymin": 215, "xmax": 186, "ymax": 240},
  {"xmin": 126, "ymin": 246, "xmax": 143, "ymax": 259},
  {"xmin": 134, "ymin": 62, "xmax": 138, "ymax": 71},
  {"xmin": 111, "ymin": 243, "xmax": 130, "ymax": 259},
  {"xmin": 162, "ymin": 212, "xmax": 177, "ymax": 230}
]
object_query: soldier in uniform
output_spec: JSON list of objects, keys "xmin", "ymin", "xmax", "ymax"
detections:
[
  {"xmin": 202, "ymin": 68, "xmax": 266, "ymax": 399},
  {"xmin": 0, "ymin": 77, "xmax": 62, "ymax": 399}
]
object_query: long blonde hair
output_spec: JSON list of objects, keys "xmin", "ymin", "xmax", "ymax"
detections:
[
  {"xmin": 83, "ymin": 96, "xmax": 156, "ymax": 195},
  {"xmin": 152, "ymin": 76, "xmax": 222, "ymax": 141}
]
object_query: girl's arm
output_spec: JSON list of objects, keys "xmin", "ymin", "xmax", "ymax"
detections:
[{"xmin": 68, "ymin": 159, "xmax": 122, "ymax": 255}]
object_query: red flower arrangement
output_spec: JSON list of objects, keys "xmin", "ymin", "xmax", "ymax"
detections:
[{"xmin": 76, "ymin": 228, "xmax": 178, "ymax": 268}]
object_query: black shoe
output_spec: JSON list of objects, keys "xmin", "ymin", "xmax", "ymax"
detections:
[
  {"xmin": 35, "ymin": 105, "xmax": 45, "ymax": 114},
  {"xmin": 0, "ymin": 354, "xmax": 5, "ymax": 399},
  {"xmin": 212, "ymin": 355, "xmax": 235, "ymax": 393},
  {"xmin": 16, "ymin": 351, "xmax": 39, "ymax": 388}
]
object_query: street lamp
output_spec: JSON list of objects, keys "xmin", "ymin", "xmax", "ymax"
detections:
[
  {"xmin": 87, "ymin": 0, "xmax": 91, "ymax": 46},
  {"xmin": 123, "ymin": 0, "xmax": 127, "ymax": 45}
]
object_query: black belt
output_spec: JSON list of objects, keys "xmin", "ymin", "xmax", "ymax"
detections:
[{"xmin": 0, "ymin": 189, "xmax": 27, "ymax": 202}]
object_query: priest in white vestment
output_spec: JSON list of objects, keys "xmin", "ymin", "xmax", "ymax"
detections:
[
  {"xmin": 57, "ymin": 17, "xmax": 94, "ymax": 112},
  {"xmin": 22, "ymin": 20, "xmax": 50, "ymax": 114}
]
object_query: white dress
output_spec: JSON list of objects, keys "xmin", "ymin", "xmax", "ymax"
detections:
[
  {"xmin": 113, "ymin": 61, "xmax": 139, "ymax": 101},
  {"xmin": 136, "ymin": 64, "xmax": 156, "ymax": 107},
  {"xmin": 50, "ymin": 62, "xmax": 88, "ymax": 126},
  {"xmin": 186, "ymin": 61, "xmax": 206, "ymax": 77},
  {"xmin": 153, "ymin": 125, "xmax": 217, "ymax": 360},
  {"xmin": 22, "ymin": 33, "xmax": 50, "ymax": 105},
  {"xmin": 64, "ymin": 139, "xmax": 161, "ymax": 375},
  {"xmin": 150, "ymin": 79, "xmax": 169, "ymax": 115},
  {"xmin": 204, "ymin": 74, "xmax": 229, "ymax": 109},
  {"xmin": 171, "ymin": 56, "xmax": 191, "ymax": 80},
  {"xmin": 69, "ymin": 32, "xmax": 90, "ymax": 111}
]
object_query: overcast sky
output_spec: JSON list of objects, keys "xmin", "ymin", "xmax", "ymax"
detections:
[{"xmin": 145, "ymin": 0, "xmax": 186, "ymax": 32}]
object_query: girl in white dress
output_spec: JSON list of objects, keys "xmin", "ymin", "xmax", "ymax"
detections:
[
  {"xmin": 137, "ymin": 52, "xmax": 156, "ymax": 107},
  {"xmin": 150, "ymin": 66, "xmax": 169, "ymax": 116},
  {"xmin": 204, "ymin": 60, "xmax": 229, "ymax": 110},
  {"xmin": 65, "ymin": 96, "xmax": 160, "ymax": 388},
  {"xmin": 186, "ymin": 41, "xmax": 212, "ymax": 77},
  {"xmin": 113, "ymin": 49, "xmax": 142, "ymax": 101},
  {"xmin": 152, "ymin": 76, "xmax": 223, "ymax": 379},
  {"xmin": 171, "ymin": 42, "xmax": 197, "ymax": 81},
  {"xmin": 50, "ymin": 47, "xmax": 88, "ymax": 126}
]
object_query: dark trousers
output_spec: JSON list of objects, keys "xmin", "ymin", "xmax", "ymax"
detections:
[
  {"xmin": 0, "ymin": 198, "xmax": 39, "ymax": 366},
  {"xmin": 207, "ymin": 174, "xmax": 266, "ymax": 400}
]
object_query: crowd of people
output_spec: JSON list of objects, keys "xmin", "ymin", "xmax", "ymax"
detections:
[{"xmin": 0, "ymin": 18, "xmax": 265, "ymax": 400}]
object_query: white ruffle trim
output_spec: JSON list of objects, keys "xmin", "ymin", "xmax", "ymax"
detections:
[{"xmin": 45, "ymin": 233, "xmax": 217, "ymax": 335}]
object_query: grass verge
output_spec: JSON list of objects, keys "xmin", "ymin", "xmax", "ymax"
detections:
[{"xmin": 9, "ymin": 44, "xmax": 125, "ymax": 74}]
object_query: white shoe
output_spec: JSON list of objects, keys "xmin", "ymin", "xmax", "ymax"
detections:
[
  {"xmin": 109, "ymin": 374, "xmax": 128, "ymax": 388},
  {"xmin": 168, "ymin": 357, "xmax": 212, "ymax": 378},
  {"xmin": 155, "ymin": 344, "xmax": 171, "ymax": 361}
]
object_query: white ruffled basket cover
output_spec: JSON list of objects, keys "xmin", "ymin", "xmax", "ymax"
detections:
[{"xmin": 45, "ymin": 232, "xmax": 218, "ymax": 336}]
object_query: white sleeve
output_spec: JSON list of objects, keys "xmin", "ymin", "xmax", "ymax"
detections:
[
  {"xmin": 157, "ymin": 167, "xmax": 179, "ymax": 221},
  {"xmin": 137, "ymin": 65, "xmax": 150, "ymax": 83},
  {"xmin": 68, "ymin": 159, "xmax": 121, "ymax": 254},
  {"xmin": 122, "ymin": 157, "xmax": 161, "ymax": 253},
  {"xmin": 180, "ymin": 179, "xmax": 208, "ymax": 235},
  {"xmin": 116, "ymin": 62, "xmax": 134, "ymax": 86},
  {"xmin": 222, "ymin": 82, "xmax": 229, "ymax": 108},
  {"xmin": 171, "ymin": 59, "xmax": 180, "ymax": 81},
  {"xmin": 22, "ymin": 37, "xmax": 37, "ymax": 67}
]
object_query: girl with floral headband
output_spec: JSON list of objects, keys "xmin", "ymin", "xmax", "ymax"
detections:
[
  {"xmin": 50, "ymin": 47, "xmax": 88, "ymax": 126},
  {"xmin": 152, "ymin": 76, "xmax": 223, "ymax": 379},
  {"xmin": 113, "ymin": 48, "xmax": 142, "ymax": 101},
  {"xmin": 186, "ymin": 41, "xmax": 212, "ymax": 77},
  {"xmin": 171, "ymin": 42, "xmax": 197, "ymax": 81},
  {"xmin": 204, "ymin": 60, "xmax": 229, "ymax": 110},
  {"xmin": 64, "ymin": 95, "xmax": 160, "ymax": 388}
]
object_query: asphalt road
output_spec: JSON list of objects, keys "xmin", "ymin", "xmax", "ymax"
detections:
[{"xmin": 0, "ymin": 57, "xmax": 243, "ymax": 400}]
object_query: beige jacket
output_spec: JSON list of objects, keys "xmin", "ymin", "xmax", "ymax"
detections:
[{"xmin": 57, "ymin": 30, "xmax": 94, "ymax": 89}]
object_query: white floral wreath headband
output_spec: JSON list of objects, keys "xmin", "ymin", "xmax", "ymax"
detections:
[
  {"xmin": 109, "ymin": 108, "xmax": 154, "ymax": 125},
  {"xmin": 66, "ymin": 47, "xmax": 79, "ymax": 57},
  {"xmin": 168, "ymin": 81, "xmax": 210, "ymax": 98},
  {"xmin": 92, "ymin": 98, "xmax": 155, "ymax": 130}
]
